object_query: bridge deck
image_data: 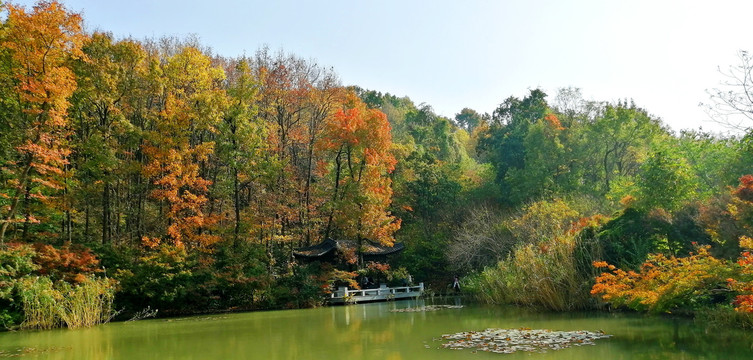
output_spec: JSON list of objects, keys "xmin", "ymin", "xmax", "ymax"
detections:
[{"xmin": 329, "ymin": 283, "xmax": 424, "ymax": 304}]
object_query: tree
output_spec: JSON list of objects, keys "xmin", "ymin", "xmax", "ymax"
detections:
[
  {"xmin": 476, "ymin": 89, "xmax": 552, "ymax": 203},
  {"xmin": 704, "ymin": 50, "xmax": 753, "ymax": 131},
  {"xmin": 317, "ymin": 91, "xmax": 400, "ymax": 248},
  {"xmin": 141, "ymin": 46, "xmax": 225, "ymax": 249},
  {"xmin": 676, "ymin": 130, "xmax": 747, "ymax": 198},
  {"xmin": 505, "ymin": 113, "xmax": 569, "ymax": 203},
  {"xmin": 577, "ymin": 102, "xmax": 664, "ymax": 195},
  {"xmin": 70, "ymin": 32, "xmax": 147, "ymax": 244},
  {"xmin": 214, "ymin": 58, "xmax": 268, "ymax": 243},
  {"xmin": 454, "ymin": 108, "xmax": 483, "ymax": 132},
  {"xmin": 636, "ymin": 146, "xmax": 696, "ymax": 212},
  {"xmin": 0, "ymin": 1, "xmax": 86, "ymax": 243}
]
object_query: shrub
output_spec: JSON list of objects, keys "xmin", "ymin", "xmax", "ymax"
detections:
[
  {"xmin": 595, "ymin": 208, "xmax": 686, "ymax": 270},
  {"xmin": 56, "ymin": 277, "xmax": 116, "ymax": 329},
  {"xmin": 0, "ymin": 243, "xmax": 38, "ymax": 329},
  {"xmin": 32, "ymin": 243, "xmax": 102, "ymax": 283},
  {"xmin": 727, "ymin": 236, "xmax": 753, "ymax": 313},
  {"xmin": 591, "ymin": 245, "xmax": 733, "ymax": 314},
  {"xmin": 696, "ymin": 305, "xmax": 753, "ymax": 330},
  {"xmin": 114, "ymin": 244, "xmax": 212, "ymax": 314},
  {"xmin": 269, "ymin": 263, "xmax": 329, "ymax": 309}
]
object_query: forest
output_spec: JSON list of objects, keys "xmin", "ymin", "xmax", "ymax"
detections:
[{"xmin": 2, "ymin": 1, "xmax": 753, "ymax": 331}]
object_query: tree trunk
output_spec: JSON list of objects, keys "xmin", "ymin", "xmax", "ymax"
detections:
[{"xmin": 102, "ymin": 181, "xmax": 111, "ymax": 244}]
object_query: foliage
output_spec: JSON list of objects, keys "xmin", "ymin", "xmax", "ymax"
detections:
[
  {"xmin": 210, "ymin": 240, "xmax": 271, "ymax": 310},
  {"xmin": 449, "ymin": 198, "xmax": 581, "ymax": 272},
  {"xmin": 0, "ymin": 243, "xmax": 37, "ymax": 329},
  {"xmin": 507, "ymin": 198, "xmax": 580, "ymax": 245},
  {"xmin": 593, "ymin": 208, "xmax": 678, "ymax": 270},
  {"xmin": 591, "ymin": 245, "xmax": 733, "ymax": 314},
  {"xmin": 635, "ymin": 147, "xmax": 697, "ymax": 212},
  {"xmin": 0, "ymin": 0, "xmax": 86, "ymax": 242},
  {"xmin": 575, "ymin": 101, "xmax": 665, "ymax": 196},
  {"xmin": 727, "ymin": 236, "xmax": 753, "ymax": 313},
  {"xmin": 326, "ymin": 266, "xmax": 359, "ymax": 290},
  {"xmin": 676, "ymin": 130, "xmax": 746, "ymax": 198},
  {"xmin": 454, "ymin": 107, "xmax": 484, "ymax": 132},
  {"xmin": 1, "ymin": 242, "xmax": 109, "ymax": 329},
  {"xmin": 317, "ymin": 91, "xmax": 400, "ymax": 245},
  {"xmin": 466, "ymin": 201, "xmax": 603, "ymax": 311},
  {"xmin": 695, "ymin": 305, "xmax": 753, "ymax": 331},
  {"xmin": 114, "ymin": 244, "xmax": 211, "ymax": 314},
  {"xmin": 476, "ymin": 89, "xmax": 549, "ymax": 204},
  {"xmin": 31, "ymin": 242, "xmax": 101, "ymax": 283},
  {"xmin": 448, "ymin": 206, "xmax": 511, "ymax": 270},
  {"xmin": 268, "ymin": 263, "xmax": 330, "ymax": 309}
]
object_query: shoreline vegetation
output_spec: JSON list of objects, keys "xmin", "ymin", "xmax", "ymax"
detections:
[{"xmin": 1, "ymin": 1, "xmax": 753, "ymax": 332}]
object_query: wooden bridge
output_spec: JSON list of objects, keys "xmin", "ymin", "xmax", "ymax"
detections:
[{"xmin": 329, "ymin": 283, "xmax": 424, "ymax": 304}]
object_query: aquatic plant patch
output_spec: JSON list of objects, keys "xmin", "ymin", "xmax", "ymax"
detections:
[
  {"xmin": 390, "ymin": 305, "xmax": 463, "ymax": 312},
  {"xmin": 438, "ymin": 328, "xmax": 611, "ymax": 354}
]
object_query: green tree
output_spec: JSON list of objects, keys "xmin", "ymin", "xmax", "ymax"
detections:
[
  {"xmin": 70, "ymin": 33, "xmax": 147, "ymax": 244},
  {"xmin": 636, "ymin": 147, "xmax": 696, "ymax": 212},
  {"xmin": 477, "ymin": 89, "xmax": 551, "ymax": 204},
  {"xmin": 576, "ymin": 101, "xmax": 665, "ymax": 195},
  {"xmin": 454, "ymin": 107, "xmax": 484, "ymax": 132},
  {"xmin": 505, "ymin": 113, "xmax": 569, "ymax": 203}
]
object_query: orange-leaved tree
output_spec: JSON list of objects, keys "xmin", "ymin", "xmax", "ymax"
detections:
[
  {"xmin": 0, "ymin": 1, "xmax": 87, "ymax": 243},
  {"xmin": 317, "ymin": 91, "xmax": 400, "ymax": 255}
]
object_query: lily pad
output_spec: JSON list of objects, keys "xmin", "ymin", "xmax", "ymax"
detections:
[{"xmin": 438, "ymin": 328, "xmax": 611, "ymax": 354}]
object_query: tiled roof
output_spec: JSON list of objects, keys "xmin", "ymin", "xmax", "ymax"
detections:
[{"xmin": 293, "ymin": 239, "xmax": 404, "ymax": 258}]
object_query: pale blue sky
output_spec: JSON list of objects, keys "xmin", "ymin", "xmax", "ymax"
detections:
[{"xmin": 16, "ymin": 0, "xmax": 753, "ymax": 133}]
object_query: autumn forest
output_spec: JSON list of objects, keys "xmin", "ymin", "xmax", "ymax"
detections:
[{"xmin": 2, "ymin": 1, "xmax": 753, "ymax": 331}]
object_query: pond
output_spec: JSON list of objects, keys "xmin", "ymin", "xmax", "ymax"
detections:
[{"xmin": 1, "ymin": 299, "xmax": 752, "ymax": 359}]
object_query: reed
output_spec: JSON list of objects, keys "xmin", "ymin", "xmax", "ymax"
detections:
[
  {"xmin": 19, "ymin": 277, "xmax": 61, "ymax": 330},
  {"xmin": 57, "ymin": 277, "xmax": 115, "ymax": 329},
  {"xmin": 471, "ymin": 236, "xmax": 594, "ymax": 311},
  {"xmin": 19, "ymin": 276, "xmax": 116, "ymax": 330}
]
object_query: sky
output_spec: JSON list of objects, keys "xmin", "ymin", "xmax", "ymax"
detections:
[{"xmin": 14, "ymin": 0, "xmax": 753, "ymax": 133}]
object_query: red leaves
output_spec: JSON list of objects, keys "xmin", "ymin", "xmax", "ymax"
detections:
[
  {"xmin": 734, "ymin": 174, "xmax": 753, "ymax": 203},
  {"xmin": 31, "ymin": 243, "xmax": 101, "ymax": 284},
  {"xmin": 729, "ymin": 236, "xmax": 753, "ymax": 313}
]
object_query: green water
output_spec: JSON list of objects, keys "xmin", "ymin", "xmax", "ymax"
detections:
[{"xmin": 1, "ymin": 299, "xmax": 752, "ymax": 359}]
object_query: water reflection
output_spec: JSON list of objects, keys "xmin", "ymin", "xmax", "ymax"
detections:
[{"xmin": 1, "ymin": 299, "xmax": 752, "ymax": 359}]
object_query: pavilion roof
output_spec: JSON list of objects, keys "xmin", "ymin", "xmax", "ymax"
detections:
[{"xmin": 293, "ymin": 239, "xmax": 404, "ymax": 258}]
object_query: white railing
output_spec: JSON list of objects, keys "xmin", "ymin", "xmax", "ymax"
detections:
[{"xmin": 330, "ymin": 283, "xmax": 424, "ymax": 302}]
